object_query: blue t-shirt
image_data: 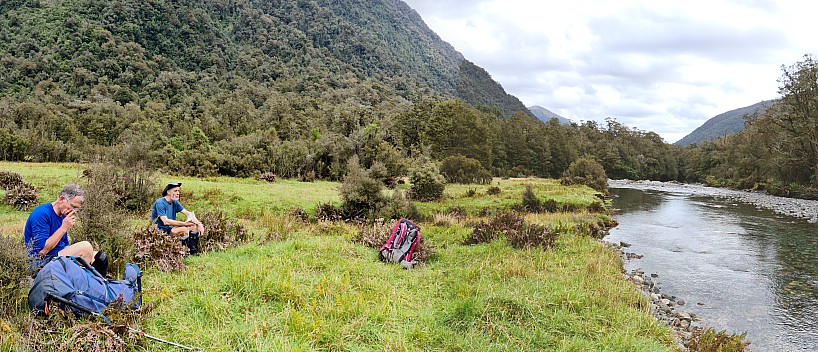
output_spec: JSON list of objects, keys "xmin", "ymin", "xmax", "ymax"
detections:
[
  {"xmin": 24, "ymin": 203, "xmax": 70, "ymax": 258},
  {"xmin": 151, "ymin": 197, "xmax": 185, "ymax": 232}
]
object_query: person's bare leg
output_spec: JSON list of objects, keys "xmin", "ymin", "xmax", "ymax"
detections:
[
  {"xmin": 58, "ymin": 241, "xmax": 94, "ymax": 264},
  {"xmin": 171, "ymin": 225, "xmax": 192, "ymax": 238}
]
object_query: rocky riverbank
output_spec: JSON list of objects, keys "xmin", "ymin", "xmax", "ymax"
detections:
[
  {"xmin": 608, "ymin": 179, "xmax": 818, "ymax": 223},
  {"xmin": 604, "ymin": 240, "xmax": 700, "ymax": 349}
]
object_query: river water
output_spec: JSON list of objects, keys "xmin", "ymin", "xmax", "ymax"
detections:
[{"xmin": 604, "ymin": 187, "xmax": 818, "ymax": 352}]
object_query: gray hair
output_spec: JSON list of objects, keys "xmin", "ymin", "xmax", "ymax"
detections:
[{"xmin": 60, "ymin": 183, "xmax": 85, "ymax": 201}]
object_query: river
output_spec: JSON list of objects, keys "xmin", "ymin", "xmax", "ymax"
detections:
[{"xmin": 604, "ymin": 186, "xmax": 818, "ymax": 352}]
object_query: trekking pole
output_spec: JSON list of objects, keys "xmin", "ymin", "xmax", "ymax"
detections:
[{"xmin": 45, "ymin": 294, "xmax": 200, "ymax": 351}]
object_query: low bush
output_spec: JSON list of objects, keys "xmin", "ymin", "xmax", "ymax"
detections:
[
  {"xmin": 379, "ymin": 190, "xmax": 420, "ymax": 222},
  {"xmin": 199, "ymin": 210, "xmax": 249, "ymax": 252},
  {"xmin": 687, "ymin": 326, "xmax": 749, "ymax": 352},
  {"xmin": 288, "ymin": 207, "xmax": 310, "ymax": 223},
  {"xmin": 2, "ymin": 183, "xmax": 38, "ymax": 210},
  {"xmin": 258, "ymin": 172, "xmax": 277, "ymax": 183},
  {"xmin": 440, "ymin": 155, "xmax": 492, "ymax": 184},
  {"xmin": 542, "ymin": 198, "xmax": 558, "ymax": 212},
  {"xmin": 463, "ymin": 212, "xmax": 558, "ymax": 250},
  {"xmin": 316, "ymin": 202, "xmax": 345, "ymax": 222},
  {"xmin": 463, "ymin": 212, "xmax": 524, "ymax": 245},
  {"xmin": 561, "ymin": 157, "xmax": 609, "ymax": 194},
  {"xmin": 132, "ymin": 226, "xmax": 187, "ymax": 272},
  {"xmin": 486, "ymin": 186, "xmax": 501, "ymax": 195},
  {"xmin": 340, "ymin": 159, "xmax": 386, "ymax": 220},
  {"xmin": 407, "ymin": 161, "xmax": 446, "ymax": 202},
  {"xmin": 75, "ymin": 163, "xmax": 138, "ymax": 274},
  {"xmin": 0, "ymin": 171, "xmax": 23, "ymax": 190},
  {"xmin": 521, "ymin": 185, "xmax": 541, "ymax": 212}
]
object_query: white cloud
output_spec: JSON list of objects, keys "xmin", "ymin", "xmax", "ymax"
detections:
[{"xmin": 402, "ymin": 0, "xmax": 818, "ymax": 143}]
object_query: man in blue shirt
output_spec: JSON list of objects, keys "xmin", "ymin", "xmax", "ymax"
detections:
[
  {"xmin": 24, "ymin": 184, "xmax": 100, "ymax": 270},
  {"xmin": 151, "ymin": 182, "xmax": 204, "ymax": 252}
]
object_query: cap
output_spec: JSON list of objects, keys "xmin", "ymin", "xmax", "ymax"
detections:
[{"xmin": 162, "ymin": 182, "xmax": 182, "ymax": 196}]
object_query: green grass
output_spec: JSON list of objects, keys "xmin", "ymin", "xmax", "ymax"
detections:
[{"xmin": 0, "ymin": 162, "xmax": 675, "ymax": 351}]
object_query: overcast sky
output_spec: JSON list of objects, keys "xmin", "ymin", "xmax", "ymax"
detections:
[{"xmin": 402, "ymin": 0, "xmax": 816, "ymax": 143}]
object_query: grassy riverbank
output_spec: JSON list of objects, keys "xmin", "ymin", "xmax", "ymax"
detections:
[{"xmin": 0, "ymin": 162, "xmax": 676, "ymax": 351}]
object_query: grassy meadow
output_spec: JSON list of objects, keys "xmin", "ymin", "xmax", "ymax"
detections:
[{"xmin": 0, "ymin": 162, "xmax": 676, "ymax": 351}]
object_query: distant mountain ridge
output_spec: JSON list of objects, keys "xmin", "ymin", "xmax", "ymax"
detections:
[
  {"xmin": 674, "ymin": 100, "xmax": 776, "ymax": 146},
  {"xmin": 527, "ymin": 105, "xmax": 572, "ymax": 124}
]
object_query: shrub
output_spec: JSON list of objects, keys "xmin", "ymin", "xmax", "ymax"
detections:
[
  {"xmin": 132, "ymin": 225, "xmax": 187, "ymax": 272},
  {"xmin": 258, "ymin": 172, "xmax": 277, "ymax": 183},
  {"xmin": 407, "ymin": 161, "xmax": 446, "ymax": 202},
  {"xmin": 447, "ymin": 206, "xmax": 467, "ymax": 220},
  {"xmin": 463, "ymin": 212, "xmax": 558, "ymax": 250},
  {"xmin": 486, "ymin": 186, "xmax": 501, "ymax": 195},
  {"xmin": 542, "ymin": 198, "xmax": 558, "ymax": 212},
  {"xmin": 316, "ymin": 202, "xmax": 345, "ymax": 222},
  {"xmin": 521, "ymin": 185, "xmax": 542, "ymax": 212},
  {"xmin": 288, "ymin": 207, "xmax": 310, "ymax": 223},
  {"xmin": 506, "ymin": 222, "xmax": 557, "ymax": 250},
  {"xmin": 464, "ymin": 212, "xmax": 525, "ymax": 245},
  {"xmin": 74, "ymin": 163, "xmax": 139, "ymax": 274},
  {"xmin": 198, "ymin": 211, "xmax": 249, "ymax": 252},
  {"xmin": 561, "ymin": 157, "xmax": 609, "ymax": 194},
  {"xmin": 440, "ymin": 155, "xmax": 492, "ymax": 184},
  {"xmin": 379, "ymin": 190, "xmax": 420, "ymax": 221},
  {"xmin": 0, "ymin": 234, "xmax": 30, "ymax": 317},
  {"xmin": 687, "ymin": 327, "xmax": 749, "ymax": 352},
  {"xmin": 2, "ymin": 183, "xmax": 38, "ymax": 210},
  {"xmin": 465, "ymin": 189, "xmax": 477, "ymax": 197},
  {"xmin": 0, "ymin": 171, "xmax": 23, "ymax": 190},
  {"xmin": 340, "ymin": 156, "xmax": 386, "ymax": 220}
]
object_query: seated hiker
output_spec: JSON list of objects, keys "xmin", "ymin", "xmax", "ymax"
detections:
[
  {"xmin": 23, "ymin": 183, "xmax": 109, "ymax": 276},
  {"xmin": 151, "ymin": 182, "xmax": 204, "ymax": 252}
]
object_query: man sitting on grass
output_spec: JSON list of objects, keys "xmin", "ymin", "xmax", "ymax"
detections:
[
  {"xmin": 24, "ymin": 183, "xmax": 108, "ymax": 276},
  {"xmin": 151, "ymin": 182, "xmax": 204, "ymax": 254}
]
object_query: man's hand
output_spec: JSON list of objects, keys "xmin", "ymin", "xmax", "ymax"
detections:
[{"xmin": 61, "ymin": 209, "xmax": 77, "ymax": 230}]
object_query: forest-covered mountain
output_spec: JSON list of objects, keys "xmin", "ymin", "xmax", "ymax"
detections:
[
  {"xmin": 0, "ymin": 0, "xmax": 530, "ymax": 116},
  {"xmin": 674, "ymin": 100, "xmax": 774, "ymax": 146},
  {"xmin": 528, "ymin": 105, "xmax": 572, "ymax": 125}
]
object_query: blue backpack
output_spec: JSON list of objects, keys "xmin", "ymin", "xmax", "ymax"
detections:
[{"xmin": 28, "ymin": 256, "xmax": 142, "ymax": 315}]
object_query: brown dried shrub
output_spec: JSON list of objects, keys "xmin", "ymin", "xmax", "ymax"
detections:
[
  {"xmin": 132, "ymin": 226, "xmax": 187, "ymax": 272},
  {"xmin": 258, "ymin": 172, "xmax": 277, "ymax": 183},
  {"xmin": 0, "ymin": 171, "xmax": 23, "ymax": 190},
  {"xmin": 3, "ymin": 183, "xmax": 38, "ymax": 210},
  {"xmin": 199, "ymin": 211, "xmax": 249, "ymax": 253},
  {"xmin": 464, "ymin": 212, "xmax": 558, "ymax": 250},
  {"xmin": 316, "ymin": 202, "xmax": 345, "ymax": 222},
  {"xmin": 486, "ymin": 186, "xmax": 501, "ymax": 195}
]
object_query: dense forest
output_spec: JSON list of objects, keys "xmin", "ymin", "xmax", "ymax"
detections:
[{"xmin": 1, "ymin": 1, "xmax": 816, "ymax": 197}]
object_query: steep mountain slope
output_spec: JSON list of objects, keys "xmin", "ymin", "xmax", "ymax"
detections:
[
  {"xmin": 0, "ymin": 0, "xmax": 530, "ymax": 117},
  {"xmin": 528, "ymin": 105, "xmax": 572, "ymax": 124},
  {"xmin": 674, "ymin": 100, "xmax": 775, "ymax": 146}
]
